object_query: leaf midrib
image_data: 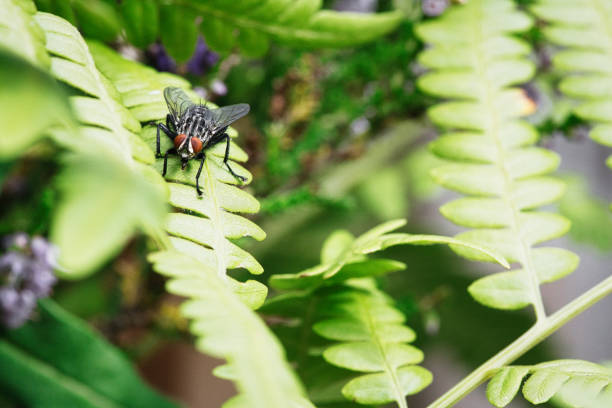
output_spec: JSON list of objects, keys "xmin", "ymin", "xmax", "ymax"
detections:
[
  {"xmin": 178, "ymin": 1, "xmax": 392, "ymax": 44},
  {"xmin": 358, "ymin": 294, "xmax": 408, "ymax": 408},
  {"xmin": 472, "ymin": 4, "xmax": 546, "ymax": 321}
]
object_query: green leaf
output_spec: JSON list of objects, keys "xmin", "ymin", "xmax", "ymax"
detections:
[
  {"xmin": 486, "ymin": 366, "xmax": 530, "ymax": 407},
  {"xmin": 270, "ymin": 219, "xmax": 507, "ymax": 288},
  {"xmin": 487, "ymin": 360, "xmax": 612, "ymax": 407},
  {"xmin": 316, "ymin": 281, "xmax": 432, "ymax": 406},
  {"xmin": 0, "ymin": 50, "xmax": 72, "ymax": 159},
  {"xmin": 184, "ymin": 1, "xmax": 402, "ymax": 53},
  {"xmin": 0, "ymin": 0, "xmax": 50, "ymax": 67},
  {"xmin": 0, "ymin": 299, "xmax": 177, "ymax": 408},
  {"xmin": 51, "ymin": 154, "xmax": 166, "ymax": 278},
  {"xmin": 469, "ymin": 271, "xmax": 531, "ymax": 310},
  {"xmin": 71, "ymin": 0, "xmax": 121, "ymax": 42},
  {"xmin": 29, "ymin": 12, "xmax": 167, "ymax": 277},
  {"xmin": 121, "ymin": 0, "xmax": 159, "ymax": 48},
  {"xmin": 149, "ymin": 251, "xmax": 312, "ymax": 408},
  {"xmin": 341, "ymin": 366, "xmax": 432, "ymax": 405},
  {"xmin": 417, "ymin": 0, "xmax": 577, "ymax": 313},
  {"xmin": 533, "ymin": 0, "xmax": 612, "ymax": 173},
  {"xmin": 159, "ymin": 5, "xmax": 198, "ymax": 62}
]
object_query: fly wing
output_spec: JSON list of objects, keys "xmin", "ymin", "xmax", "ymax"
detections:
[
  {"xmin": 210, "ymin": 103, "xmax": 250, "ymax": 133},
  {"xmin": 163, "ymin": 87, "xmax": 194, "ymax": 120}
]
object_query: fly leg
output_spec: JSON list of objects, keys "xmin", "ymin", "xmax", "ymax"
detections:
[
  {"xmin": 208, "ymin": 133, "xmax": 246, "ymax": 183},
  {"xmin": 222, "ymin": 134, "xmax": 247, "ymax": 182},
  {"xmin": 156, "ymin": 122, "xmax": 175, "ymax": 158},
  {"xmin": 195, "ymin": 152, "xmax": 206, "ymax": 196},
  {"xmin": 162, "ymin": 148, "xmax": 176, "ymax": 177}
]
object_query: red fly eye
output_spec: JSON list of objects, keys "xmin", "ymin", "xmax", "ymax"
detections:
[
  {"xmin": 191, "ymin": 137, "xmax": 203, "ymax": 153},
  {"xmin": 174, "ymin": 134, "xmax": 187, "ymax": 149}
]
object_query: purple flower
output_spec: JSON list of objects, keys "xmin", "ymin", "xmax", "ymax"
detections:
[
  {"xmin": 0, "ymin": 233, "xmax": 59, "ymax": 329},
  {"xmin": 186, "ymin": 37, "xmax": 219, "ymax": 76}
]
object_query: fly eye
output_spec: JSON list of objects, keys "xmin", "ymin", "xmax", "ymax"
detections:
[
  {"xmin": 174, "ymin": 134, "xmax": 187, "ymax": 149},
  {"xmin": 191, "ymin": 137, "xmax": 203, "ymax": 153}
]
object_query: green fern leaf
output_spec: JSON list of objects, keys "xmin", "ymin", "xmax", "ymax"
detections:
[
  {"xmin": 265, "ymin": 220, "xmax": 507, "ymax": 407},
  {"xmin": 0, "ymin": 49, "xmax": 72, "ymax": 158},
  {"xmin": 177, "ymin": 0, "xmax": 402, "ymax": 55},
  {"xmin": 532, "ymin": 0, "xmax": 612, "ymax": 175},
  {"xmin": 87, "ymin": 41, "xmax": 267, "ymax": 308},
  {"xmin": 487, "ymin": 360, "xmax": 612, "ymax": 408},
  {"xmin": 149, "ymin": 251, "xmax": 314, "ymax": 408},
  {"xmin": 315, "ymin": 279, "xmax": 432, "ymax": 406},
  {"xmin": 31, "ymin": 12, "xmax": 167, "ymax": 277},
  {"xmin": 0, "ymin": 0, "xmax": 50, "ymax": 68},
  {"xmin": 270, "ymin": 219, "xmax": 508, "ymax": 290},
  {"xmin": 34, "ymin": 0, "xmax": 121, "ymax": 42},
  {"xmin": 120, "ymin": 0, "xmax": 158, "ymax": 48},
  {"xmin": 416, "ymin": 0, "xmax": 579, "ymax": 317}
]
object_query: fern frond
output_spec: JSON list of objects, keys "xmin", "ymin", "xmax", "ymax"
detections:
[
  {"xmin": 0, "ymin": 0, "xmax": 49, "ymax": 68},
  {"xmin": 33, "ymin": 0, "xmax": 121, "ymax": 42},
  {"xmin": 25, "ymin": 11, "xmax": 167, "ymax": 277},
  {"xmin": 149, "ymin": 251, "xmax": 314, "ymax": 408},
  {"xmin": 157, "ymin": 0, "xmax": 403, "ymax": 59},
  {"xmin": 532, "ymin": 0, "xmax": 612, "ymax": 175},
  {"xmin": 487, "ymin": 360, "xmax": 612, "ymax": 408},
  {"xmin": 416, "ymin": 0, "xmax": 579, "ymax": 317},
  {"xmin": 270, "ymin": 219, "xmax": 508, "ymax": 290},
  {"xmin": 314, "ymin": 279, "xmax": 432, "ymax": 407},
  {"xmin": 87, "ymin": 42, "xmax": 267, "ymax": 308},
  {"xmin": 265, "ymin": 220, "xmax": 507, "ymax": 407}
]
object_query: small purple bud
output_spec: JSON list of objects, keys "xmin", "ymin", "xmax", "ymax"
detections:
[
  {"xmin": 0, "ymin": 288, "xmax": 36, "ymax": 328},
  {"xmin": 422, "ymin": 0, "xmax": 449, "ymax": 17},
  {"xmin": 31, "ymin": 236, "xmax": 60, "ymax": 269},
  {"xmin": 0, "ymin": 252, "xmax": 30, "ymax": 284},
  {"xmin": 24, "ymin": 266, "xmax": 57, "ymax": 297},
  {"xmin": 210, "ymin": 79, "xmax": 227, "ymax": 96}
]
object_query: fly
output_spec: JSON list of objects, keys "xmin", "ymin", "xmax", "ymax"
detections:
[{"xmin": 156, "ymin": 87, "xmax": 249, "ymax": 196}]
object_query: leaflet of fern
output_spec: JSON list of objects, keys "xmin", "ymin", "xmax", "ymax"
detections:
[
  {"xmin": 159, "ymin": 0, "xmax": 403, "ymax": 60},
  {"xmin": 88, "ymin": 42, "xmax": 267, "ymax": 308},
  {"xmin": 264, "ymin": 220, "xmax": 510, "ymax": 407},
  {"xmin": 532, "ymin": 0, "xmax": 612, "ymax": 174},
  {"xmin": 149, "ymin": 251, "xmax": 314, "ymax": 408},
  {"xmin": 32, "ymin": 12, "xmax": 167, "ymax": 276},
  {"xmin": 415, "ymin": 0, "xmax": 579, "ymax": 314},
  {"xmin": 486, "ymin": 360, "xmax": 612, "ymax": 408}
]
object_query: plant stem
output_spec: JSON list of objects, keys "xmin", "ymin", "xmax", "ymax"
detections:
[{"xmin": 427, "ymin": 275, "xmax": 612, "ymax": 408}]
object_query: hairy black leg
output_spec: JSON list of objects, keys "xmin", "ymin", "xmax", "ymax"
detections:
[
  {"xmin": 195, "ymin": 152, "xmax": 206, "ymax": 196},
  {"xmin": 166, "ymin": 114, "xmax": 176, "ymax": 134},
  {"xmin": 157, "ymin": 123, "xmax": 176, "ymax": 158},
  {"xmin": 162, "ymin": 148, "xmax": 176, "ymax": 177},
  {"xmin": 221, "ymin": 134, "xmax": 246, "ymax": 182}
]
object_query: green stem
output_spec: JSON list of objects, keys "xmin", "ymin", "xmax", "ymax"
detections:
[{"xmin": 426, "ymin": 274, "xmax": 612, "ymax": 408}]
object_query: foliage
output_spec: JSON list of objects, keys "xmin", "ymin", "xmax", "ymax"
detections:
[
  {"xmin": 264, "ymin": 220, "xmax": 507, "ymax": 407},
  {"xmin": 30, "ymin": 11, "xmax": 167, "ymax": 277},
  {"xmin": 0, "ymin": 299, "xmax": 176, "ymax": 407},
  {"xmin": 2, "ymin": 1, "xmax": 612, "ymax": 408},
  {"xmin": 532, "ymin": 0, "xmax": 612, "ymax": 175},
  {"xmin": 149, "ymin": 250, "xmax": 312, "ymax": 408},
  {"xmin": 87, "ymin": 41, "xmax": 268, "ymax": 308},
  {"xmin": 416, "ymin": 0, "xmax": 579, "ymax": 316},
  {"xmin": 34, "ymin": 0, "xmax": 403, "ymax": 61},
  {"xmin": 487, "ymin": 360, "xmax": 612, "ymax": 408}
]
